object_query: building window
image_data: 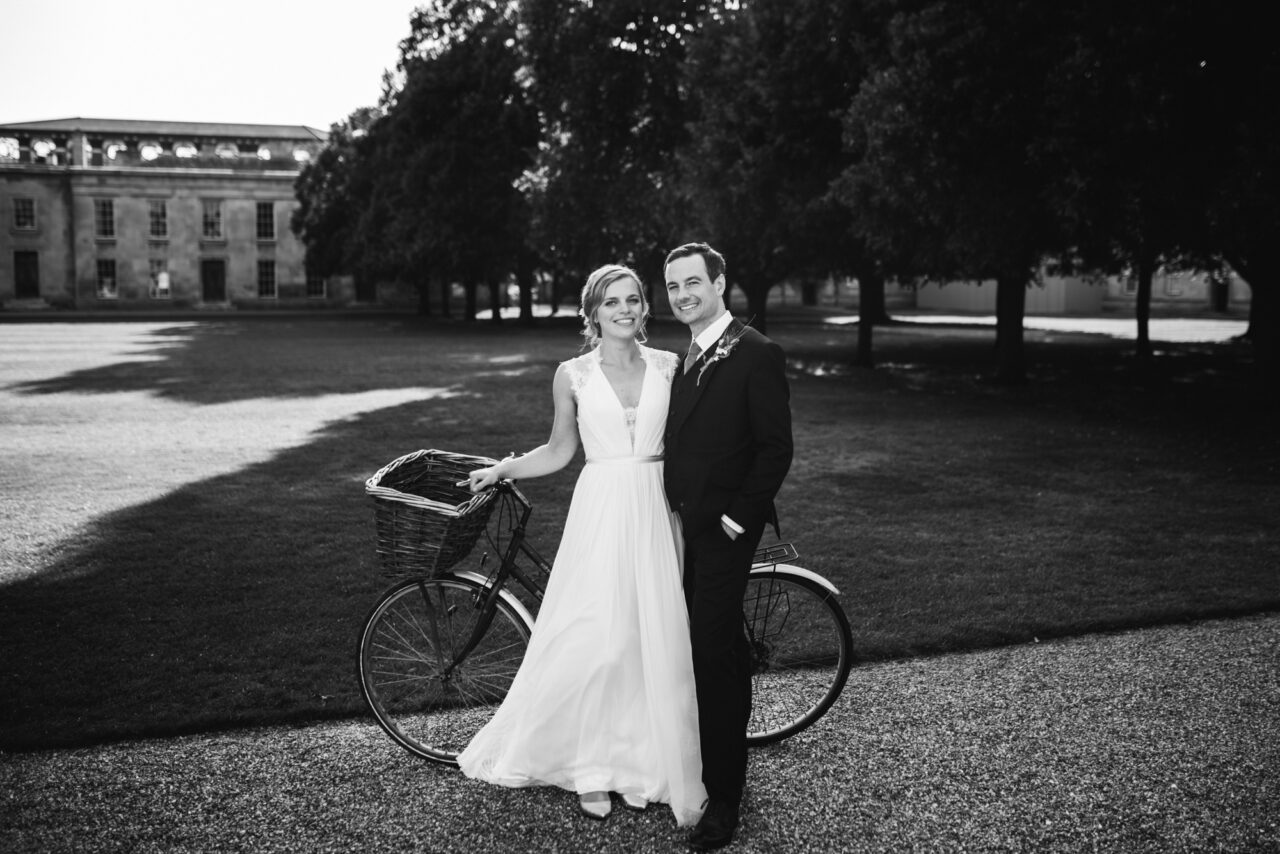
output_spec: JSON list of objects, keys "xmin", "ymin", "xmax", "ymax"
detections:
[
  {"xmin": 293, "ymin": 148, "xmax": 311, "ymax": 163},
  {"xmin": 94, "ymin": 199, "xmax": 115, "ymax": 238},
  {"xmin": 256, "ymin": 202, "xmax": 275, "ymax": 241},
  {"xmin": 105, "ymin": 141, "xmax": 127, "ymax": 161},
  {"xmin": 257, "ymin": 260, "xmax": 277, "ymax": 298},
  {"xmin": 149, "ymin": 258, "xmax": 171, "ymax": 299},
  {"xmin": 139, "ymin": 143, "xmax": 163, "ymax": 161},
  {"xmin": 202, "ymin": 200, "xmax": 223, "ymax": 239},
  {"xmin": 215, "ymin": 144, "xmax": 238, "ymax": 159},
  {"xmin": 0, "ymin": 137, "xmax": 18, "ymax": 161},
  {"xmin": 97, "ymin": 259, "xmax": 118, "ymax": 298},
  {"xmin": 257, "ymin": 146, "xmax": 272, "ymax": 161},
  {"xmin": 13, "ymin": 197, "xmax": 36, "ymax": 230},
  {"xmin": 174, "ymin": 142, "xmax": 198, "ymax": 158},
  {"xmin": 148, "ymin": 200, "xmax": 168, "ymax": 238},
  {"xmin": 305, "ymin": 272, "xmax": 327, "ymax": 298}
]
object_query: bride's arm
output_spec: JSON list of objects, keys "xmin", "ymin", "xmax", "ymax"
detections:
[{"xmin": 468, "ymin": 364, "xmax": 579, "ymax": 491}]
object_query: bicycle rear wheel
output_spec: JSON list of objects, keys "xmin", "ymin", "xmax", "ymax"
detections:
[
  {"xmin": 743, "ymin": 570, "xmax": 853, "ymax": 745},
  {"xmin": 358, "ymin": 576, "xmax": 532, "ymax": 764}
]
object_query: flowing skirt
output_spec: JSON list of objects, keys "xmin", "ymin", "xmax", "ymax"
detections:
[{"xmin": 457, "ymin": 459, "xmax": 706, "ymax": 826}]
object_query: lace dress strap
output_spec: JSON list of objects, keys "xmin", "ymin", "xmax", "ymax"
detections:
[
  {"xmin": 643, "ymin": 346, "xmax": 679, "ymax": 384},
  {"xmin": 561, "ymin": 351, "xmax": 598, "ymax": 399}
]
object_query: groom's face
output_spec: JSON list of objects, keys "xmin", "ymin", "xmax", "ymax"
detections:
[{"xmin": 665, "ymin": 254, "xmax": 726, "ymax": 332}]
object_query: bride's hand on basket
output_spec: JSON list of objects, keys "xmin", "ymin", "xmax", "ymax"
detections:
[{"xmin": 467, "ymin": 466, "xmax": 501, "ymax": 492}]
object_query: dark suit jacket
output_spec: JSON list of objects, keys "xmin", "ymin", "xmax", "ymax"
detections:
[{"xmin": 664, "ymin": 319, "xmax": 793, "ymax": 540}]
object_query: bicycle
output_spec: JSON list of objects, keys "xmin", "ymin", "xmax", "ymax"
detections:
[{"xmin": 357, "ymin": 449, "xmax": 853, "ymax": 765}]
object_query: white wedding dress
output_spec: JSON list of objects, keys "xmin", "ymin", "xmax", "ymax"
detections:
[{"xmin": 457, "ymin": 345, "xmax": 706, "ymax": 826}]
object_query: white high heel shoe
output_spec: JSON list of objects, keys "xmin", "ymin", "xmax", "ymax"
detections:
[
  {"xmin": 579, "ymin": 791, "xmax": 612, "ymax": 820},
  {"xmin": 619, "ymin": 793, "xmax": 649, "ymax": 812}
]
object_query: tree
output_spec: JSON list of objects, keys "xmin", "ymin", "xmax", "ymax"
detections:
[
  {"xmin": 293, "ymin": 1, "xmax": 537, "ymax": 321},
  {"xmin": 291, "ymin": 107, "xmax": 384, "ymax": 289},
  {"xmin": 676, "ymin": 0, "xmax": 881, "ymax": 337},
  {"xmin": 386, "ymin": 1, "xmax": 538, "ymax": 321},
  {"xmin": 1200, "ymin": 8, "xmax": 1280, "ymax": 394},
  {"xmin": 1037, "ymin": 0, "xmax": 1205, "ymax": 360},
  {"xmin": 840, "ymin": 0, "xmax": 1067, "ymax": 382},
  {"xmin": 520, "ymin": 0, "xmax": 711, "ymax": 287}
]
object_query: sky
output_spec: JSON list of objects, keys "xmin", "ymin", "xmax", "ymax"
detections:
[{"xmin": 0, "ymin": 1, "xmax": 424, "ymax": 130}]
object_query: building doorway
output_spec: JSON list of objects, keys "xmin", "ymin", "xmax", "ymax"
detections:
[
  {"xmin": 201, "ymin": 259, "xmax": 227, "ymax": 303},
  {"xmin": 14, "ymin": 251, "xmax": 39, "ymax": 299}
]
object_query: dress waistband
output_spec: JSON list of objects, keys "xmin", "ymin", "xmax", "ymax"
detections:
[{"xmin": 586, "ymin": 455, "xmax": 664, "ymax": 465}]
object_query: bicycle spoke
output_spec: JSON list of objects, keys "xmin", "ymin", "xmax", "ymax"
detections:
[
  {"xmin": 743, "ymin": 572, "xmax": 852, "ymax": 744},
  {"xmin": 360, "ymin": 578, "xmax": 532, "ymax": 763}
]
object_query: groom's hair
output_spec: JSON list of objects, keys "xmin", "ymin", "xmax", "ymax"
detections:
[{"xmin": 665, "ymin": 242, "xmax": 726, "ymax": 283}]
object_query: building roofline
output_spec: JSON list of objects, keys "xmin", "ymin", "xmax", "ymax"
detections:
[{"xmin": 0, "ymin": 117, "xmax": 328, "ymax": 141}]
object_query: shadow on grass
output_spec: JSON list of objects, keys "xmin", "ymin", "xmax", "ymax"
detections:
[
  {"xmin": 0, "ymin": 389, "xmax": 578, "ymax": 752},
  {"xmin": 6, "ymin": 316, "xmax": 589, "ymax": 405}
]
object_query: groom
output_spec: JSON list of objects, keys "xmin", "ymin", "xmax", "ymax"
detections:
[{"xmin": 663, "ymin": 242, "xmax": 793, "ymax": 850}]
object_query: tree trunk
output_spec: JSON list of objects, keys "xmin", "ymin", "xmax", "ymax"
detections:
[
  {"xmin": 488, "ymin": 278, "xmax": 504, "ymax": 324},
  {"xmin": 853, "ymin": 268, "xmax": 885, "ymax": 369},
  {"xmin": 439, "ymin": 277, "xmax": 453, "ymax": 319},
  {"xmin": 859, "ymin": 273, "xmax": 891, "ymax": 325},
  {"xmin": 1228, "ymin": 254, "xmax": 1279, "ymax": 403},
  {"xmin": 1135, "ymin": 251, "xmax": 1156, "ymax": 360},
  {"xmin": 800, "ymin": 279, "xmax": 819, "ymax": 306},
  {"xmin": 855, "ymin": 314, "xmax": 875, "ymax": 369},
  {"xmin": 464, "ymin": 279, "xmax": 478, "ymax": 321},
  {"xmin": 549, "ymin": 269, "xmax": 564, "ymax": 316},
  {"xmin": 517, "ymin": 252, "xmax": 536, "ymax": 325},
  {"xmin": 1250, "ymin": 280, "xmax": 1278, "ymax": 403},
  {"xmin": 742, "ymin": 279, "xmax": 769, "ymax": 335},
  {"xmin": 994, "ymin": 275, "xmax": 1027, "ymax": 383},
  {"xmin": 416, "ymin": 274, "xmax": 432, "ymax": 317}
]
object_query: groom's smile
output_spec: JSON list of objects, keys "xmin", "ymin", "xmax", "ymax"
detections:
[{"xmin": 664, "ymin": 253, "xmax": 727, "ymax": 336}]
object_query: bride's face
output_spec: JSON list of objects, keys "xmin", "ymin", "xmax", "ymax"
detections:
[{"xmin": 595, "ymin": 277, "xmax": 646, "ymax": 342}]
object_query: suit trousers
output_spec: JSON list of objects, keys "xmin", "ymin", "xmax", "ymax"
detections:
[{"xmin": 682, "ymin": 521, "xmax": 764, "ymax": 806}]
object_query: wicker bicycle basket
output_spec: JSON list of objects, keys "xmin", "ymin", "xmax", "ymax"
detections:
[{"xmin": 365, "ymin": 449, "xmax": 500, "ymax": 578}]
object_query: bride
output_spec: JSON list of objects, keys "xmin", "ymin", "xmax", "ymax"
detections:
[{"xmin": 457, "ymin": 264, "xmax": 706, "ymax": 826}]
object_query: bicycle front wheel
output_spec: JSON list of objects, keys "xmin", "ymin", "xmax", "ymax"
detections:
[
  {"xmin": 743, "ymin": 570, "xmax": 853, "ymax": 745},
  {"xmin": 358, "ymin": 576, "xmax": 532, "ymax": 764}
]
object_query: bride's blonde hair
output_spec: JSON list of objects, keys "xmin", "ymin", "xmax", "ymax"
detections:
[{"xmin": 579, "ymin": 264, "xmax": 649, "ymax": 348}]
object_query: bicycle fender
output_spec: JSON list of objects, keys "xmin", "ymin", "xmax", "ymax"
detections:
[
  {"xmin": 447, "ymin": 569, "xmax": 538, "ymax": 629},
  {"xmin": 749, "ymin": 564, "xmax": 841, "ymax": 597}
]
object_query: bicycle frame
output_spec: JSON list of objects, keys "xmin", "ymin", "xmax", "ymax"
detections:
[{"xmin": 420, "ymin": 482, "xmax": 551, "ymax": 678}]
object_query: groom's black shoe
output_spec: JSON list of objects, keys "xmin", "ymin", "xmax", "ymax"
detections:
[{"xmin": 688, "ymin": 799, "xmax": 739, "ymax": 850}]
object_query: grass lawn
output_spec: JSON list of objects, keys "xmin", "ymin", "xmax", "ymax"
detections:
[{"xmin": 1, "ymin": 313, "xmax": 1277, "ymax": 750}]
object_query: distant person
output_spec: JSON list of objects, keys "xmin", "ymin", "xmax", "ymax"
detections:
[
  {"xmin": 663, "ymin": 242, "xmax": 794, "ymax": 850},
  {"xmin": 458, "ymin": 264, "xmax": 706, "ymax": 826}
]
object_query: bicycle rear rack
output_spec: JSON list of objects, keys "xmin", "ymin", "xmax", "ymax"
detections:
[{"xmin": 751, "ymin": 542, "xmax": 799, "ymax": 568}]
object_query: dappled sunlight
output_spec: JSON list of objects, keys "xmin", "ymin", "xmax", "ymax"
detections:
[{"xmin": 0, "ymin": 385, "xmax": 457, "ymax": 585}]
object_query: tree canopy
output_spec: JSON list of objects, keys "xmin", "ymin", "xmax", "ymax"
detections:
[{"xmin": 293, "ymin": 0, "xmax": 1279, "ymax": 392}]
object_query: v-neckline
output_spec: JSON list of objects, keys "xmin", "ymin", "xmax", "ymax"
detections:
[{"xmin": 596, "ymin": 347, "xmax": 648, "ymax": 412}]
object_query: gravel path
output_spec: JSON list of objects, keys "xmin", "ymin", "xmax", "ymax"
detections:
[{"xmin": 3, "ymin": 614, "xmax": 1277, "ymax": 853}]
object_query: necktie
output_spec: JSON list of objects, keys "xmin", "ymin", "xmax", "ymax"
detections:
[{"xmin": 684, "ymin": 340, "xmax": 702, "ymax": 374}]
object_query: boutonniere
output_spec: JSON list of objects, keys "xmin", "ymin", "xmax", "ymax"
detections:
[{"xmin": 696, "ymin": 324, "xmax": 749, "ymax": 386}]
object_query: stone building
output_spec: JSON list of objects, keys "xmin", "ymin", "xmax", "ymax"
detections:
[{"xmin": 0, "ymin": 117, "xmax": 351, "ymax": 311}]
